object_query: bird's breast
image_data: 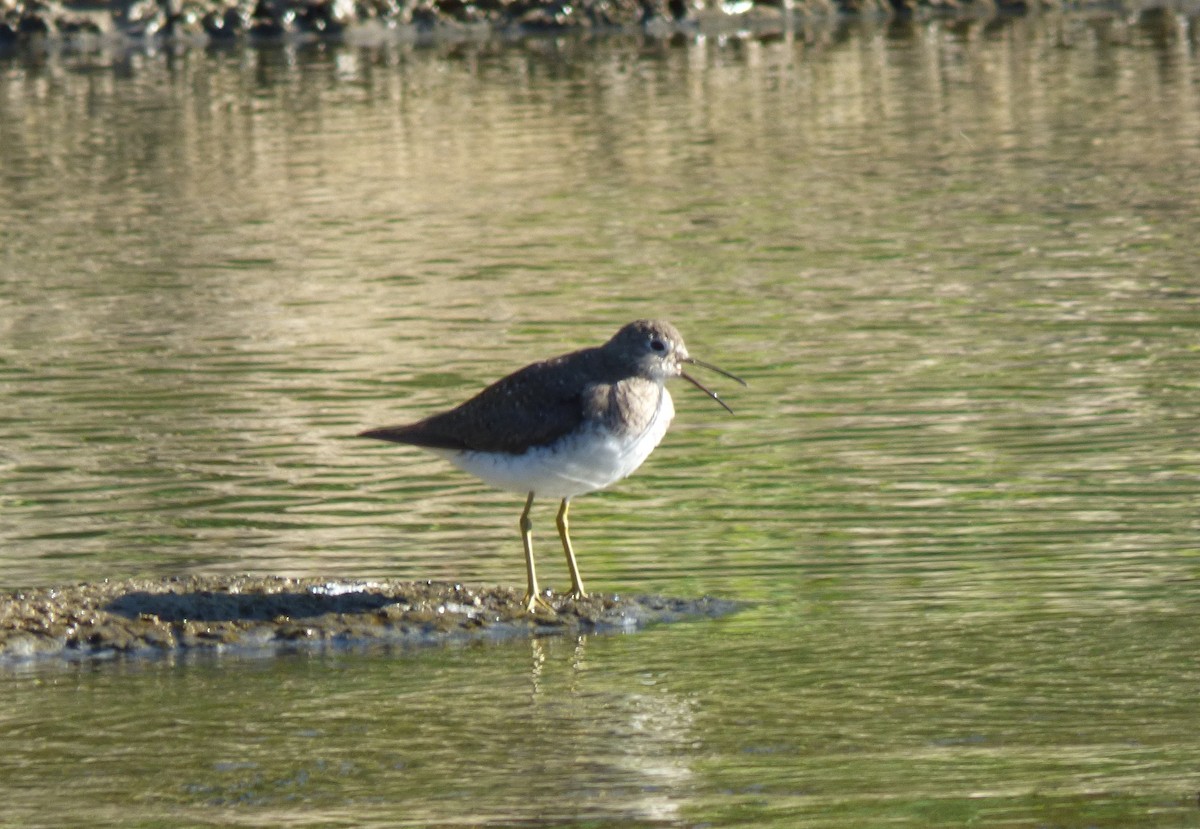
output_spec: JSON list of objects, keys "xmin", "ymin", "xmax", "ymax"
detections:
[{"xmin": 439, "ymin": 383, "xmax": 675, "ymax": 499}]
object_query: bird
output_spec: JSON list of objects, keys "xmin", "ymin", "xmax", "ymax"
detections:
[{"xmin": 359, "ymin": 319, "xmax": 744, "ymax": 613}]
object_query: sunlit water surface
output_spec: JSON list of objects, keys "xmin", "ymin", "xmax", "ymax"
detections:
[{"xmin": 2, "ymin": 14, "xmax": 1200, "ymax": 827}]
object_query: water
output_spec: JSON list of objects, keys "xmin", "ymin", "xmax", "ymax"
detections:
[{"xmin": 3, "ymin": 12, "xmax": 1200, "ymax": 827}]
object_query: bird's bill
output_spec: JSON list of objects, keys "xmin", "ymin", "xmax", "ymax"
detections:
[
  {"xmin": 683, "ymin": 357, "xmax": 747, "ymax": 387},
  {"xmin": 680, "ymin": 360, "xmax": 744, "ymax": 415}
]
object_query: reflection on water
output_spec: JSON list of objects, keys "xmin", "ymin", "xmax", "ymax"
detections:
[
  {"xmin": 2, "ymin": 13, "xmax": 1200, "ymax": 828},
  {"xmin": 1, "ymin": 634, "xmax": 703, "ymax": 826},
  {"xmin": 4, "ymin": 605, "xmax": 1200, "ymax": 827}
]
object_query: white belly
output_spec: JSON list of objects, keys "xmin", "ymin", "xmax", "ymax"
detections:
[{"xmin": 436, "ymin": 388, "xmax": 675, "ymax": 499}]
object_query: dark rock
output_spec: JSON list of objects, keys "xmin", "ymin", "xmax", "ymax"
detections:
[
  {"xmin": 249, "ymin": 0, "xmax": 297, "ymax": 34},
  {"xmin": 202, "ymin": 6, "xmax": 247, "ymax": 38}
]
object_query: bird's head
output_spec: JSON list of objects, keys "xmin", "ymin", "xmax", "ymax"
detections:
[{"xmin": 606, "ymin": 319, "xmax": 746, "ymax": 413}]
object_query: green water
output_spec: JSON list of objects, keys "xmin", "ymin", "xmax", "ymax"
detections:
[{"xmin": 3, "ymin": 13, "xmax": 1200, "ymax": 827}]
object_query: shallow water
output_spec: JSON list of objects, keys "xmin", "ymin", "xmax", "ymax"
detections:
[{"xmin": 3, "ymin": 12, "xmax": 1200, "ymax": 827}]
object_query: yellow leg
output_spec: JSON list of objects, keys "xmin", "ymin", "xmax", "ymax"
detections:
[
  {"xmin": 557, "ymin": 498, "xmax": 587, "ymax": 600},
  {"xmin": 520, "ymin": 493, "xmax": 555, "ymax": 614}
]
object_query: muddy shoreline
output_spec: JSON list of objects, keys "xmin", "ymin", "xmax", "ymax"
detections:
[
  {"xmin": 2, "ymin": 0, "xmax": 1047, "ymax": 48},
  {"xmin": 0, "ymin": 574, "xmax": 742, "ymax": 665}
]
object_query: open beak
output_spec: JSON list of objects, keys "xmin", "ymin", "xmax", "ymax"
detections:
[{"xmin": 680, "ymin": 357, "xmax": 747, "ymax": 415}]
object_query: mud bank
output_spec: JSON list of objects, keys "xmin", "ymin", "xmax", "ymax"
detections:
[
  {"xmin": 0, "ymin": 575, "xmax": 742, "ymax": 664},
  {"xmin": 2, "ymin": 0, "xmax": 1040, "ymax": 48}
]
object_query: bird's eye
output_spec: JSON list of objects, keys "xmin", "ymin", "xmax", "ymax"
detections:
[{"xmin": 650, "ymin": 339, "xmax": 667, "ymax": 352}]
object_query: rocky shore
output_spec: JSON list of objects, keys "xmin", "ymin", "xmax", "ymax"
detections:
[
  {"xmin": 1, "ymin": 0, "xmax": 1038, "ymax": 47},
  {"xmin": 0, "ymin": 574, "xmax": 741, "ymax": 664}
]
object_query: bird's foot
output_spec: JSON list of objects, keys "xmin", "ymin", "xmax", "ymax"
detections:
[{"xmin": 522, "ymin": 591, "xmax": 557, "ymax": 615}]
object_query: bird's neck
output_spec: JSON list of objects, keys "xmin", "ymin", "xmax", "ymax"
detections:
[{"xmin": 601, "ymin": 376, "xmax": 665, "ymax": 438}]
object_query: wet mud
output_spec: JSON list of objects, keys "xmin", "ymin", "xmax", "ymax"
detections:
[
  {"xmin": 2, "ymin": 0, "xmax": 1042, "ymax": 48},
  {"xmin": 0, "ymin": 575, "xmax": 741, "ymax": 664}
]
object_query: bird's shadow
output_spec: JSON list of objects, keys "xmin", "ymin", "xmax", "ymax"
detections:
[{"xmin": 105, "ymin": 589, "xmax": 395, "ymax": 623}]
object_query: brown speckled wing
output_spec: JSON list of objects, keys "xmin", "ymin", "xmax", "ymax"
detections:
[{"xmin": 359, "ymin": 352, "xmax": 595, "ymax": 455}]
